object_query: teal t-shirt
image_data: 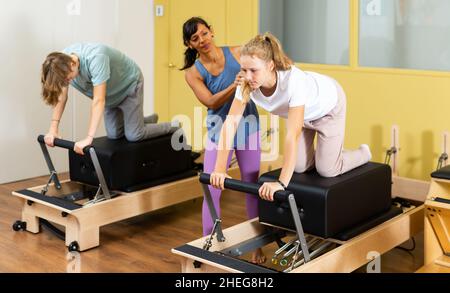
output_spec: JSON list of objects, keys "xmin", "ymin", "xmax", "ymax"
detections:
[{"xmin": 63, "ymin": 43, "xmax": 141, "ymax": 107}]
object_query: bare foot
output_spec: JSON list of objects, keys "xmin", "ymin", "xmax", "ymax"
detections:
[{"xmin": 251, "ymin": 248, "xmax": 266, "ymax": 264}]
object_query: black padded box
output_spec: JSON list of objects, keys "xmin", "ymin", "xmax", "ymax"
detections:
[
  {"xmin": 258, "ymin": 162, "xmax": 393, "ymax": 239},
  {"xmin": 69, "ymin": 133, "xmax": 197, "ymax": 192},
  {"xmin": 431, "ymin": 165, "xmax": 450, "ymax": 180}
]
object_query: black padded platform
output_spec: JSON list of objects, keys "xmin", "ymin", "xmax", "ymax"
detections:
[
  {"xmin": 334, "ymin": 206, "xmax": 402, "ymax": 241},
  {"xmin": 258, "ymin": 162, "xmax": 393, "ymax": 239},
  {"xmin": 69, "ymin": 133, "xmax": 197, "ymax": 192},
  {"xmin": 431, "ymin": 165, "xmax": 450, "ymax": 180}
]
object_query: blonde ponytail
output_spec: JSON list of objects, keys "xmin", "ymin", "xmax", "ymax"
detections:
[
  {"xmin": 262, "ymin": 32, "xmax": 292, "ymax": 70},
  {"xmin": 240, "ymin": 80, "xmax": 252, "ymax": 104},
  {"xmin": 241, "ymin": 32, "xmax": 293, "ymax": 71}
]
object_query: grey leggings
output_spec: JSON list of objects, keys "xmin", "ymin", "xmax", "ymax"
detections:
[{"xmin": 104, "ymin": 74, "xmax": 172, "ymax": 141}]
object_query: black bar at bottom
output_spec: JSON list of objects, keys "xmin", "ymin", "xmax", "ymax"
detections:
[
  {"xmin": 435, "ymin": 197, "xmax": 450, "ymax": 205},
  {"xmin": 174, "ymin": 244, "xmax": 278, "ymax": 273},
  {"xmin": 14, "ymin": 189, "xmax": 82, "ymax": 211}
]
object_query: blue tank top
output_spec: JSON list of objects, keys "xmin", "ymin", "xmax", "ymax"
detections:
[{"xmin": 194, "ymin": 47, "xmax": 259, "ymax": 147}]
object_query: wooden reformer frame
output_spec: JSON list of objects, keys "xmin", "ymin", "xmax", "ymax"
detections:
[{"xmin": 417, "ymin": 131, "xmax": 450, "ymax": 273}]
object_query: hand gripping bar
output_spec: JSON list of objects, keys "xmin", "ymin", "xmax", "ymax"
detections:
[
  {"xmin": 37, "ymin": 135, "xmax": 91, "ymax": 154},
  {"xmin": 199, "ymin": 172, "xmax": 291, "ymax": 202}
]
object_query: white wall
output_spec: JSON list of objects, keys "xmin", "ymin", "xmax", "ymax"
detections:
[
  {"xmin": 0, "ymin": 0, "xmax": 154, "ymax": 183},
  {"xmin": 117, "ymin": 0, "xmax": 154, "ymax": 118}
]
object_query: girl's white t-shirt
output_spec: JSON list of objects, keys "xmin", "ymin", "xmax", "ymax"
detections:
[{"xmin": 235, "ymin": 66, "xmax": 338, "ymax": 121}]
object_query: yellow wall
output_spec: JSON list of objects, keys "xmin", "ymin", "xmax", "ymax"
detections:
[
  {"xmin": 155, "ymin": 0, "xmax": 449, "ymax": 180},
  {"xmin": 154, "ymin": 0, "xmax": 169, "ymax": 121},
  {"xmin": 301, "ymin": 65, "xmax": 450, "ymax": 180}
]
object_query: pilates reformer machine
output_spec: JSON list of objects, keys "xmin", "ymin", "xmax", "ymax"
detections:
[
  {"xmin": 172, "ymin": 126, "xmax": 431, "ymax": 273},
  {"xmin": 11, "ymin": 133, "xmax": 281, "ymax": 252},
  {"xmin": 417, "ymin": 132, "xmax": 450, "ymax": 273}
]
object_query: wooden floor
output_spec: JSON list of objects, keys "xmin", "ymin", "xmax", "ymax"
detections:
[{"xmin": 0, "ymin": 174, "xmax": 424, "ymax": 273}]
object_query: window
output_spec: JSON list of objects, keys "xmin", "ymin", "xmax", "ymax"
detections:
[
  {"xmin": 359, "ymin": 0, "xmax": 450, "ymax": 71},
  {"xmin": 260, "ymin": 0, "xmax": 350, "ymax": 65}
]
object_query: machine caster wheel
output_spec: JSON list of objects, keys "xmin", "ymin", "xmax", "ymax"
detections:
[
  {"xmin": 68, "ymin": 241, "xmax": 79, "ymax": 252},
  {"xmin": 12, "ymin": 220, "xmax": 26, "ymax": 231},
  {"xmin": 193, "ymin": 260, "xmax": 202, "ymax": 268}
]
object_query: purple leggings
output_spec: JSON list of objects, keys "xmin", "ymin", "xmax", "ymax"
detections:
[{"xmin": 202, "ymin": 131, "xmax": 261, "ymax": 236}]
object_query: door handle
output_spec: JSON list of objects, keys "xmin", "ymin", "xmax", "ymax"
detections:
[{"xmin": 168, "ymin": 63, "xmax": 176, "ymax": 68}]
